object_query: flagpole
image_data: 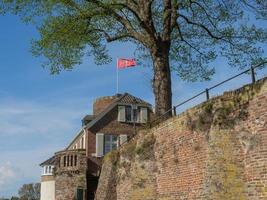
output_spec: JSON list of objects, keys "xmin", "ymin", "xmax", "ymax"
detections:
[{"xmin": 116, "ymin": 58, "xmax": 119, "ymax": 94}]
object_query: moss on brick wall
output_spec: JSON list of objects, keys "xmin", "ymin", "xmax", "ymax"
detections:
[
  {"xmin": 205, "ymin": 129, "xmax": 246, "ymax": 200},
  {"xmin": 95, "ymin": 77, "xmax": 267, "ymax": 200}
]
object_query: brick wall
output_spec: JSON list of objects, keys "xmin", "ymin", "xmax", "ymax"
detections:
[
  {"xmin": 95, "ymin": 77, "xmax": 267, "ymax": 200},
  {"xmin": 93, "ymin": 96, "xmax": 118, "ymax": 116},
  {"xmin": 86, "ymin": 130, "xmax": 96, "ymax": 156},
  {"xmin": 91, "ymin": 104, "xmax": 154, "ymax": 134},
  {"xmin": 90, "ymin": 106, "xmax": 143, "ymax": 135}
]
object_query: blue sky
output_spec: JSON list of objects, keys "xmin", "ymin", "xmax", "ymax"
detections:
[{"xmin": 0, "ymin": 13, "xmax": 266, "ymax": 197}]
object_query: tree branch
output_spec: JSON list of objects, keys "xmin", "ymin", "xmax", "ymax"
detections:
[
  {"xmin": 86, "ymin": 0, "xmax": 155, "ymax": 47},
  {"xmin": 175, "ymin": 24, "xmax": 205, "ymax": 56},
  {"xmin": 85, "ymin": 0, "xmax": 144, "ymax": 42},
  {"xmin": 189, "ymin": 0, "xmax": 220, "ymax": 31},
  {"xmin": 89, "ymin": 28, "xmax": 130, "ymax": 42},
  {"xmin": 178, "ymin": 13, "xmax": 223, "ymax": 40},
  {"xmin": 162, "ymin": 0, "xmax": 172, "ymax": 40}
]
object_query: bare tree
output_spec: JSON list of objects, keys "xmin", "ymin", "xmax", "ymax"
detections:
[{"xmin": 18, "ymin": 183, "xmax": 40, "ymax": 200}]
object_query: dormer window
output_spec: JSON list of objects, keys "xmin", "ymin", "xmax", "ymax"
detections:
[
  {"xmin": 125, "ymin": 106, "xmax": 132, "ymax": 121},
  {"xmin": 118, "ymin": 105, "xmax": 148, "ymax": 123}
]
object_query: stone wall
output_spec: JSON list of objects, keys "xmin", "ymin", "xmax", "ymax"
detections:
[
  {"xmin": 95, "ymin": 77, "xmax": 267, "ymax": 200},
  {"xmin": 95, "ymin": 154, "xmax": 118, "ymax": 200},
  {"xmin": 54, "ymin": 150, "xmax": 87, "ymax": 200}
]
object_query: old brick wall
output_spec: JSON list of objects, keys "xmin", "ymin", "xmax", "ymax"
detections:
[
  {"xmin": 95, "ymin": 77, "xmax": 267, "ymax": 200},
  {"xmin": 154, "ymin": 118, "xmax": 207, "ymax": 200},
  {"xmin": 242, "ymin": 82, "xmax": 267, "ymax": 199},
  {"xmin": 54, "ymin": 150, "xmax": 87, "ymax": 200},
  {"xmin": 93, "ymin": 96, "xmax": 118, "ymax": 116}
]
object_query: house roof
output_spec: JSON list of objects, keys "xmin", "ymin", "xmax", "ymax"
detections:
[
  {"xmin": 40, "ymin": 156, "xmax": 57, "ymax": 166},
  {"xmin": 118, "ymin": 93, "xmax": 151, "ymax": 105},
  {"xmin": 65, "ymin": 127, "xmax": 85, "ymax": 150},
  {"xmin": 83, "ymin": 115, "xmax": 94, "ymax": 121}
]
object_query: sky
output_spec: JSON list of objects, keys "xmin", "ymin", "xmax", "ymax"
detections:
[{"xmin": 0, "ymin": 13, "xmax": 266, "ymax": 198}]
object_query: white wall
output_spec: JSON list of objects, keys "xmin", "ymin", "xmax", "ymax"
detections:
[{"xmin": 41, "ymin": 180, "xmax": 55, "ymax": 200}]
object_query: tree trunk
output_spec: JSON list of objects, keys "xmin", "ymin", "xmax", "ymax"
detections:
[{"xmin": 151, "ymin": 42, "xmax": 172, "ymax": 118}]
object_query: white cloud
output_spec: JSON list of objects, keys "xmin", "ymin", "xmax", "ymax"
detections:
[
  {"xmin": 0, "ymin": 97, "xmax": 90, "ymax": 137},
  {"xmin": 0, "ymin": 96, "xmax": 92, "ymax": 197},
  {"xmin": 0, "ymin": 162, "xmax": 16, "ymax": 187}
]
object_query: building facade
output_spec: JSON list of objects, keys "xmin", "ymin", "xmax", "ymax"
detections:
[{"xmin": 40, "ymin": 93, "xmax": 154, "ymax": 200}]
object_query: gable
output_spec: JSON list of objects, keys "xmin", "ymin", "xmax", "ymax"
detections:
[
  {"xmin": 89, "ymin": 105, "xmax": 135, "ymax": 135},
  {"xmin": 85, "ymin": 93, "xmax": 152, "ymax": 130}
]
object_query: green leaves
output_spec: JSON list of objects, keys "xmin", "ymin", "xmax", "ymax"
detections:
[
  {"xmin": 32, "ymin": 15, "xmax": 87, "ymax": 73},
  {"xmin": 0, "ymin": 0, "xmax": 266, "ymax": 80},
  {"xmin": 31, "ymin": 12, "xmax": 111, "ymax": 73}
]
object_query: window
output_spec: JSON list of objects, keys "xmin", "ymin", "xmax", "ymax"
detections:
[
  {"xmin": 63, "ymin": 156, "xmax": 66, "ymax": 167},
  {"xmin": 43, "ymin": 165, "xmax": 54, "ymax": 175},
  {"xmin": 74, "ymin": 155, "xmax": 77, "ymax": 166},
  {"xmin": 76, "ymin": 188, "xmax": 84, "ymax": 200},
  {"xmin": 124, "ymin": 105, "xmax": 139, "ymax": 122},
  {"xmin": 118, "ymin": 105, "xmax": 145, "ymax": 123},
  {"xmin": 133, "ymin": 108, "xmax": 138, "ymax": 122},
  {"xmin": 104, "ymin": 135, "xmax": 118, "ymax": 154},
  {"xmin": 70, "ymin": 155, "xmax": 73, "ymax": 166},
  {"xmin": 67, "ymin": 156, "xmax": 70, "ymax": 166},
  {"xmin": 125, "ymin": 106, "xmax": 132, "ymax": 121}
]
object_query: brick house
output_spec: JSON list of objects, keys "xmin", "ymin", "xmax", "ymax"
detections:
[{"xmin": 40, "ymin": 93, "xmax": 153, "ymax": 200}]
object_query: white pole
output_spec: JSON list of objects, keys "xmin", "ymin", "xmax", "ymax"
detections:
[{"xmin": 116, "ymin": 58, "xmax": 119, "ymax": 94}]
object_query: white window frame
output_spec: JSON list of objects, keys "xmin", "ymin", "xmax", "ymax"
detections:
[
  {"xmin": 140, "ymin": 107, "xmax": 148, "ymax": 123},
  {"xmin": 119, "ymin": 134, "xmax": 128, "ymax": 146},
  {"xmin": 118, "ymin": 105, "xmax": 148, "ymax": 123},
  {"xmin": 83, "ymin": 134, "xmax": 86, "ymax": 149},
  {"xmin": 42, "ymin": 165, "xmax": 54, "ymax": 176},
  {"xmin": 104, "ymin": 135, "xmax": 119, "ymax": 154},
  {"xmin": 96, "ymin": 133, "xmax": 104, "ymax": 157},
  {"xmin": 125, "ymin": 105, "xmax": 132, "ymax": 122},
  {"xmin": 80, "ymin": 136, "xmax": 84, "ymax": 149},
  {"xmin": 118, "ymin": 106, "xmax": 126, "ymax": 122},
  {"xmin": 129, "ymin": 105, "xmax": 142, "ymax": 123}
]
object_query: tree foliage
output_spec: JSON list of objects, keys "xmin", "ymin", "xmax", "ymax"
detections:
[
  {"xmin": 0, "ymin": 0, "xmax": 266, "ymax": 115},
  {"xmin": 1, "ymin": 0, "xmax": 266, "ymax": 77},
  {"xmin": 10, "ymin": 197, "xmax": 19, "ymax": 200},
  {"xmin": 18, "ymin": 183, "xmax": 40, "ymax": 200}
]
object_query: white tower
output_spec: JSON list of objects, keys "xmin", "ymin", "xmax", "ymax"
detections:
[{"xmin": 40, "ymin": 156, "xmax": 55, "ymax": 200}]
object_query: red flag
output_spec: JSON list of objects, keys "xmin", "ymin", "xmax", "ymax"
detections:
[{"xmin": 117, "ymin": 58, "xmax": 137, "ymax": 69}]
